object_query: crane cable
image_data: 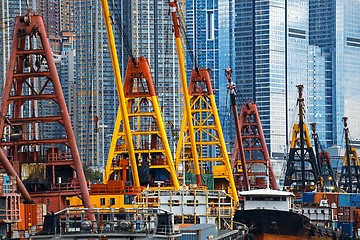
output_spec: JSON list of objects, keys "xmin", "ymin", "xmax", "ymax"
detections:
[
  {"xmin": 110, "ymin": 1, "xmax": 133, "ymax": 59},
  {"xmin": 176, "ymin": 2, "xmax": 199, "ymax": 68}
]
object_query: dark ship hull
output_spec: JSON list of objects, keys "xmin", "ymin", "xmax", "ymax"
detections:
[{"xmin": 234, "ymin": 209, "xmax": 339, "ymax": 240}]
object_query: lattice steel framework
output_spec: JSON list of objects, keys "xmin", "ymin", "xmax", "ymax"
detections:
[
  {"xmin": 175, "ymin": 68, "xmax": 237, "ymax": 198},
  {"xmin": 284, "ymin": 85, "xmax": 321, "ymax": 192},
  {"xmin": 232, "ymin": 103, "xmax": 278, "ymax": 190},
  {"xmin": 311, "ymin": 123, "xmax": 337, "ymax": 192},
  {"xmin": 0, "ymin": 14, "xmax": 93, "ymax": 213},
  {"xmin": 339, "ymin": 117, "xmax": 360, "ymax": 193},
  {"xmin": 104, "ymin": 57, "xmax": 179, "ymax": 190}
]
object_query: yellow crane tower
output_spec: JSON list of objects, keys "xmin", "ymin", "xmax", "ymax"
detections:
[
  {"xmin": 100, "ymin": 0, "xmax": 179, "ymax": 190},
  {"xmin": 169, "ymin": 1, "xmax": 238, "ymax": 202}
]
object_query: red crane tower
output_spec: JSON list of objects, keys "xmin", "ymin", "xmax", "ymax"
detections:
[
  {"xmin": 225, "ymin": 69, "xmax": 277, "ymax": 190},
  {"xmin": 0, "ymin": 14, "xmax": 93, "ymax": 214}
]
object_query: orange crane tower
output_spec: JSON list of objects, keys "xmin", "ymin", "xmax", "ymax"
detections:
[
  {"xmin": 101, "ymin": 0, "xmax": 179, "ymax": 190},
  {"xmin": 169, "ymin": 1, "xmax": 238, "ymax": 202}
]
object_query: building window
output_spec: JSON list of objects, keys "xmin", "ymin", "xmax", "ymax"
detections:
[
  {"xmin": 207, "ymin": 11, "xmax": 214, "ymax": 40},
  {"xmin": 100, "ymin": 198, "xmax": 105, "ymax": 206},
  {"xmin": 110, "ymin": 198, "xmax": 115, "ymax": 206}
]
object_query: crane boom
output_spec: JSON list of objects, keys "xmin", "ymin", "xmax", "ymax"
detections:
[
  {"xmin": 169, "ymin": 1, "xmax": 201, "ymax": 185},
  {"xmin": 225, "ymin": 69, "xmax": 250, "ymax": 190},
  {"xmin": 169, "ymin": 1, "xmax": 238, "ymax": 202},
  {"xmin": 100, "ymin": 0, "xmax": 140, "ymax": 186}
]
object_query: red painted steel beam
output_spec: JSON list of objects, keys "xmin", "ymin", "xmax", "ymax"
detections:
[
  {"xmin": 0, "ymin": 149, "xmax": 33, "ymax": 203},
  {"xmin": 17, "ymin": 49, "xmax": 45, "ymax": 56},
  {"xmin": 9, "ymin": 116, "xmax": 63, "ymax": 124},
  {"xmin": 1, "ymin": 138, "xmax": 69, "ymax": 146},
  {"xmin": 13, "ymin": 71, "xmax": 51, "ymax": 78},
  {"xmin": 8, "ymin": 94, "xmax": 56, "ymax": 101}
]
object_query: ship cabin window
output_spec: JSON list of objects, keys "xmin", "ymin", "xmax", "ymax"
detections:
[
  {"xmin": 100, "ymin": 198, "xmax": 105, "ymax": 206},
  {"xmin": 168, "ymin": 200, "xmax": 180, "ymax": 206},
  {"xmin": 124, "ymin": 195, "xmax": 133, "ymax": 205},
  {"xmin": 110, "ymin": 198, "xmax": 115, "ymax": 206},
  {"xmin": 250, "ymin": 196, "xmax": 286, "ymax": 201},
  {"xmin": 186, "ymin": 200, "xmax": 199, "ymax": 206}
]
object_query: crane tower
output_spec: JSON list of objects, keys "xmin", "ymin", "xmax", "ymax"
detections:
[
  {"xmin": 169, "ymin": 1, "xmax": 238, "ymax": 202},
  {"xmin": 284, "ymin": 85, "xmax": 322, "ymax": 192},
  {"xmin": 339, "ymin": 117, "xmax": 360, "ymax": 193},
  {"xmin": 0, "ymin": 14, "xmax": 92, "ymax": 213}
]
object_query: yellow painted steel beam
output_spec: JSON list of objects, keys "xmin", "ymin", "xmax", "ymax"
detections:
[
  {"xmin": 115, "ymin": 149, "xmax": 166, "ymax": 154},
  {"xmin": 104, "ymin": 107, "xmax": 122, "ymax": 183},
  {"xmin": 150, "ymin": 95, "xmax": 180, "ymax": 189},
  {"xmin": 175, "ymin": 115, "xmax": 187, "ymax": 168},
  {"xmin": 100, "ymin": 0, "xmax": 140, "ymax": 186},
  {"xmin": 290, "ymin": 123, "xmax": 313, "ymax": 148},
  {"xmin": 128, "ymin": 112, "xmax": 156, "ymax": 117},
  {"xmin": 209, "ymin": 94, "xmax": 238, "ymax": 203},
  {"xmin": 343, "ymin": 147, "xmax": 360, "ymax": 166},
  {"xmin": 170, "ymin": 2, "xmax": 201, "ymax": 184}
]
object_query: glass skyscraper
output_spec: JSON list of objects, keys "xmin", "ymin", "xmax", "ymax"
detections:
[
  {"xmin": 309, "ymin": 0, "xmax": 360, "ymax": 147},
  {"xmin": 234, "ymin": 0, "xmax": 309, "ymax": 158}
]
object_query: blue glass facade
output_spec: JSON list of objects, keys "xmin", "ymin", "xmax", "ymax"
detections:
[
  {"xmin": 309, "ymin": 0, "xmax": 360, "ymax": 146},
  {"xmin": 218, "ymin": 0, "xmax": 235, "ymax": 144},
  {"xmin": 308, "ymin": 0, "xmax": 335, "ymax": 148},
  {"xmin": 234, "ymin": 0, "xmax": 309, "ymax": 158},
  {"xmin": 185, "ymin": 0, "xmax": 235, "ymax": 144},
  {"xmin": 308, "ymin": 46, "xmax": 333, "ymax": 147},
  {"xmin": 234, "ymin": 0, "xmax": 285, "ymax": 157},
  {"xmin": 287, "ymin": 0, "xmax": 309, "ymax": 145},
  {"xmin": 335, "ymin": 0, "xmax": 360, "ymax": 144}
]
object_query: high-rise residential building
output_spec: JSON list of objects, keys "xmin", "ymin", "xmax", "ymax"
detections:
[
  {"xmin": 74, "ymin": 0, "xmax": 106, "ymax": 167},
  {"xmin": 309, "ymin": 0, "xmax": 360, "ymax": 146},
  {"xmin": 0, "ymin": 1, "xmax": 34, "ymax": 141},
  {"xmin": 37, "ymin": 0, "xmax": 60, "ymax": 37},
  {"xmin": 36, "ymin": 0, "xmax": 77, "ymax": 148},
  {"xmin": 234, "ymin": 0, "xmax": 309, "ymax": 158},
  {"xmin": 0, "ymin": 1, "xmax": 29, "ymax": 96}
]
